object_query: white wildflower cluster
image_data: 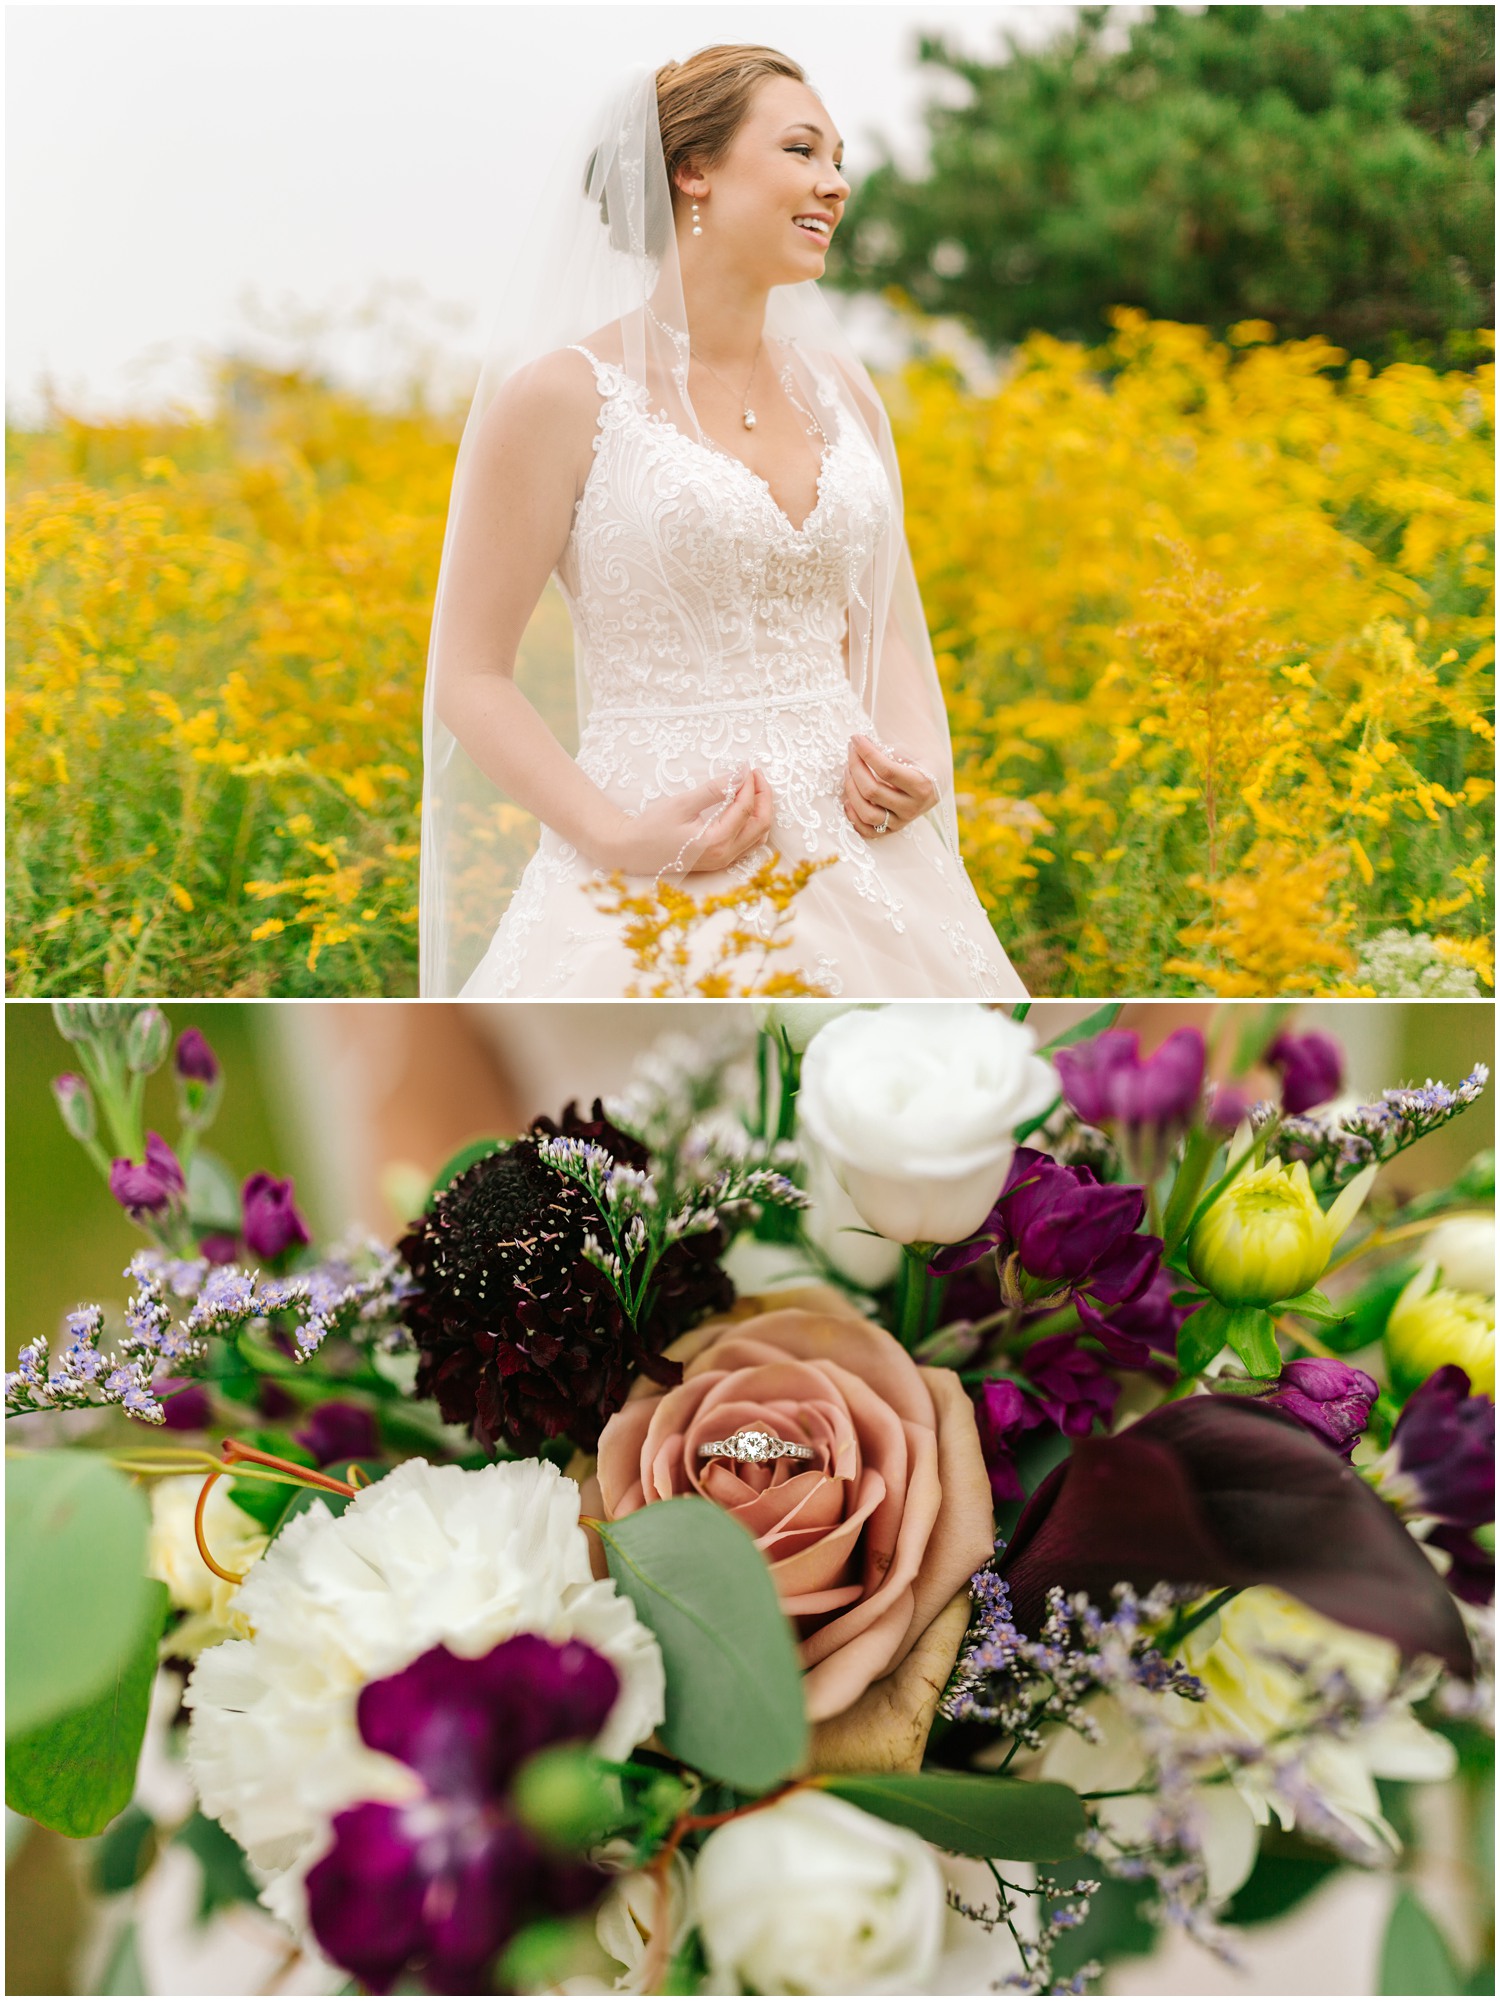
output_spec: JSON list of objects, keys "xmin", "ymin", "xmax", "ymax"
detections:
[
  {"xmin": 4, "ymin": 1236, "xmax": 414, "ymax": 1428},
  {"xmin": 603, "ymin": 1024, "xmax": 760, "ymax": 1156},
  {"xmin": 1354, "ymin": 929, "xmax": 1484, "ymax": 998}
]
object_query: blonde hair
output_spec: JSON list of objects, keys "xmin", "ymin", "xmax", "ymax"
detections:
[{"xmin": 654, "ymin": 44, "xmax": 807, "ymax": 190}]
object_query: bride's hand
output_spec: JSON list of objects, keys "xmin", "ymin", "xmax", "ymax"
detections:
[
  {"xmin": 842, "ymin": 735, "xmax": 939, "ymax": 838},
  {"xmin": 596, "ymin": 770, "xmax": 775, "ymax": 877}
]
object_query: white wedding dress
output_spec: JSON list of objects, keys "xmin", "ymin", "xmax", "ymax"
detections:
[{"xmin": 460, "ymin": 345, "xmax": 1025, "ymax": 1000}]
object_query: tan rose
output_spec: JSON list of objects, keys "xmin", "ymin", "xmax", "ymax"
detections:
[{"xmin": 588, "ymin": 1297, "xmax": 994, "ymax": 1748}]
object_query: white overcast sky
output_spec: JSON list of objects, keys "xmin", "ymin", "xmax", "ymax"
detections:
[{"xmin": 6, "ymin": 3, "xmax": 1090, "ymax": 423}]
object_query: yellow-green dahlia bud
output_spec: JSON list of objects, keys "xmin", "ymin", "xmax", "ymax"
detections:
[
  {"xmin": 1386, "ymin": 1261, "xmax": 1496, "ymax": 1399},
  {"xmin": 1188, "ymin": 1159, "xmax": 1377, "ymax": 1310}
]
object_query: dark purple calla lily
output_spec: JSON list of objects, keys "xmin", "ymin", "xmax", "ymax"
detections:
[
  {"xmin": 1055, "ymin": 1028, "xmax": 1205, "ymax": 1132},
  {"xmin": 241, "ymin": 1172, "xmax": 310, "ymax": 1262},
  {"xmin": 109, "ymin": 1132, "xmax": 186, "ymax": 1215},
  {"xmin": 1389, "ymin": 1366, "xmax": 1494, "ymax": 1531},
  {"xmin": 1254, "ymin": 1357, "xmax": 1378, "ymax": 1458},
  {"xmin": 1001, "ymin": 1397, "xmax": 1473, "ymax": 1677},
  {"xmin": 305, "ymin": 1634, "xmax": 619, "ymax": 1995},
  {"xmin": 295, "ymin": 1401, "xmax": 379, "ymax": 1469},
  {"xmin": 931, "ymin": 1147, "xmax": 1162, "ymax": 1309},
  {"xmin": 1266, "ymin": 1030, "xmax": 1344, "ymax": 1116}
]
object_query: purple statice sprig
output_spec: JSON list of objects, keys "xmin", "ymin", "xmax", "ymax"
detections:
[
  {"xmin": 535, "ymin": 1132, "xmax": 804, "ymax": 1324},
  {"xmin": 941, "ymin": 1565, "xmax": 1206, "ymax": 1748},
  {"xmin": 1257, "ymin": 1066, "xmax": 1489, "ymax": 1189},
  {"xmin": 948, "ymin": 1861, "xmax": 1103, "ymax": 1996},
  {"xmin": 4, "ymin": 1237, "xmax": 415, "ymax": 1429}
]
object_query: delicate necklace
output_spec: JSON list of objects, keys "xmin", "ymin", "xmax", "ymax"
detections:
[{"xmin": 691, "ymin": 337, "xmax": 763, "ymax": 430}]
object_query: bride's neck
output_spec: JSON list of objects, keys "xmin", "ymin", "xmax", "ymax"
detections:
[{"xmin": 679, "ymin": 256, "xmax": 771, "ymax": 370}]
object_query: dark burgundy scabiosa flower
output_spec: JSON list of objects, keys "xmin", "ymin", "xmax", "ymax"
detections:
[
  {"xmin": 398, "ymin": 1101, "xmax": 733, "ymax": 1453},
  {"xmin": 931, "ymin": 1147, "xmax": 1161, "ymax": 1312},
  {"xmin": 1250, "ymin": 1356, "xmax": 1379, "ymax": 1459},
  {"xmin": 295, "ymin": 1400, "xmax": 379, "ymax": 1468},
  {"xmin": 1266, "ymin": 1030, "xmax": 1344, "ymax": 1116},
  {"xmin": 305, "ymin": 1635, "xmax": 617, "ymax": 1995},
  {"xmin": 109, "ymin": 1131, "xmax": 186, "ymax": 1216},
  {"xmin": 241, "ymin": 1173, "xmax": 311, "ymax": 1262},
  {"xmin": 1055, "ymin": 1029, "xmax": 1205, "ymax": 1136}
]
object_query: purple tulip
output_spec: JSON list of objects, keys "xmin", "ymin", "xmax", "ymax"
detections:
[
  {"xmin": 1055, "ymin": 1028, "xmax": 1206, "ymax": 1133},
  {"xmin": 1254, "ymin": 1357, "xmax": 1379, "ymax": 1459},
  {"xmin": 174, "ymin": 1027, "xmax": 220, "ymax": 1084},
  {"xmin": 1266, "ymin": 1031, "xmax": 1344, "ymax": 1116},
  {"xmin": 976, "ymin": 1378, "xmax": 1045, "ymax": 1505},
  {"xmin": 1001, "ymin": 1397, "xmax": 1472, "ymax": 1676},
  {"xmin": 1389, "ymin": 1366, "xmax": 1494, "ymax": 1531},
  {"xmin": 1075, "ymin": 1268, "xmax": 1190, "ymax": 1370},
  {"xmin": 241, "ymin": 1173, "xmax": 310, "ymax": 1262},
  {"xmin": 305, "ymin": 1635, "xmax": 617, "ymax": 1994},
  {"xmin": 109, "ymin": 1132, "xmax": 186, "ymax": 1215},
  {"xmin": 295, "ymin": 1401, "xmax": 379, "ymax": 1469},
  {"xmin": 932, "ymin": 1147, "xmax": 1161, "ymax": 1309},
  {"xmin": 157, "ymin": 1377, "xmax": 213, "ymax": 1431}
]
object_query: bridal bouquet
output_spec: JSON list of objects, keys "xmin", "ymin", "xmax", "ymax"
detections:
[{"xmin": 7, "ymin": 1001, "xmax": 1495, "ymax": 1995}]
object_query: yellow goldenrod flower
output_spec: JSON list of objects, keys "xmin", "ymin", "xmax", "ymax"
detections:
[
  {"xmin": 1385, "ymin": 1260, "xmax": 1496, "ymax": 1398},
  {"xmin": 1188, "ymin": 1158, "xmax": 1377, "ymax": 1308}
]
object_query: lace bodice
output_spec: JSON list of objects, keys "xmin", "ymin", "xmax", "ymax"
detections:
[{"xmin": 558, "ymin": 345, "xmax": 893, "ymax": 718}]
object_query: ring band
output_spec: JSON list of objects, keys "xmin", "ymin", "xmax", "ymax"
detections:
[
  {"xmin": 697, "ymin": 1426, "xmax": 815, "ymax": 1465},
  {"xmin": 876, "ymin": 809, "xmax": 892, "ymax": 836}
]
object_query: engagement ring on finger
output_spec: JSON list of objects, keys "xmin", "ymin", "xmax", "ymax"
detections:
[
  {"xmin": 697, "ymin": 1427, "xmax": 815, "ymax": 1465},
  {"xmin": 875, "ymin": 809, "xmax": 892, "ymax": 835}
]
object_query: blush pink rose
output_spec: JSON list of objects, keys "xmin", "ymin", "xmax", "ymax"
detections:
[{"xmin": 590, "ymin": 1301, "xmax": 995, "ymax": 1723}]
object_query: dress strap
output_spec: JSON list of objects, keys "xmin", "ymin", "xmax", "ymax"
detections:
[{"xmin": 568, "ymin": 343, "xmax": 618, "ymax": 395}]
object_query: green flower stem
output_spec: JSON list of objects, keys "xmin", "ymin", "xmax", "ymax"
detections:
[
  {"xmin": 895, "ymin": 1249, "xmax": 944, "ymax": 1350},
  {"xmin": 1320, "ymin": 1208, "xmax": 1493, "ymax": 1284},
  {"xmin": 1274, "ymin": 1315, "xmax": 1340, "ymax": 1363},
  {"xmin": 1161, "ymin": 1123, "xmax": 1222, "ymax": 1258},
  {"xmin": 1160, "ymin": 1586, "xmax": 1241, "ymax": 1651}
]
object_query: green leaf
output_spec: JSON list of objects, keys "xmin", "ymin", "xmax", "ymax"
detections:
[
  {"xmin": 186, "ymin": 1147, "xmax": 241, "ymax": 1234},
  {"xmin": 596, "ymin": 1498, "xmax": 807, "ymax": 1793},
  {"xmin": 173, "ymin": 1810, "xmax": 261, "ymax": 1922},
  {"xmin": 92, "ymin": 1803, "xmax": 158, "ymax": 1894},
  {"xmin": 1275, "ymin": 1288, "xmax": 1347, "ymax": 1326},
  {"xmin": 1037, "ymin": 1002, "xmax": 1122, "ymax": 1053},
  {"xmin": 1224, "ymin": 1305, "xmax": 1281, "ymax": 1376},
  {"xmin": 1013, "ymin": 1095, "xmax": 1063, "ymax": 1144},
  {"xmin": 1176, "ymin": 1299, "xmax": 1234, "ymax": 1376},
  {"xmin": 6, "ymin": 1452, "xmax": 155, "ymax": 1736},
  {"xmin": 1050, "ymin": 1873, "xmax": 1157, "ymax": 1980},
  {"xmin": 426, "ymin": 1137, "xmax": 506, "ymax": 1205},
  {"xmin": 819, "ymin": 1772, "xmax": 1087, "ymax": 1859},
  {"xmin": 6, "ymin": 1581, "xmax": 168, "ymax": 1837},
  {"xmin": 1223, "ymin": 1845, "xmax": 1338, "ymax": 1926},
  {"xmin": 1380, "ymin": 1890, "xmax": 1462, "ymax": 1995}
]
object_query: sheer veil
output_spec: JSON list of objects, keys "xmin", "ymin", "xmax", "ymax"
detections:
[{"xmin": 419, "ymin": 61, "xmax": 961, "ymax": 996}]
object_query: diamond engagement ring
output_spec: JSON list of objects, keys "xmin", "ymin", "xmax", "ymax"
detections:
[{"xmin": 697, "ymin": 1427, "xmax": 815, "ymax": 1465}]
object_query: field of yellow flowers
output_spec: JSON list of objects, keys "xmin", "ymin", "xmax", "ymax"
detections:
[{"xmin": 6, "ymin": 309, "xmax": 1493, "ymax": 997}]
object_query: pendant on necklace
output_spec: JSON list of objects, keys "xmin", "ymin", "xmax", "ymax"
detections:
[{"xmin": 743, "ymin": 409, "xmax": 757, "ymax": 430}]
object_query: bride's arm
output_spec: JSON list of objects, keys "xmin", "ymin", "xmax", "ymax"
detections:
[{"xmin": 432, "ymin": 354, "xmax": 772, "ymax": 875}]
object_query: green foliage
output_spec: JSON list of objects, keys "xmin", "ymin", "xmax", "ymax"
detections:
[
  {"xmin": 1050, "ymin": 1872, "xmax": 1158, "ymax": 1980},
  {"xmin": 173, "ymin": 1810, "xmax": 262, "ymax": 1922},
  {"xmin": 597, "ymin": 1498, "xmax": 808, "ymax": 1793},
  {"xmin": 1177, "ymin": 1298, "xmax": 1280, "ymax": 1376},
  {"xmin": 6, "ymin": 1581, "xmax": 167, "ymax": 1836},
  {"xmin": 6, "ymin": 1452, "xmax": 155, "ymax": 1735},
  {"xmin": 92, "ymin": 1803, "xmax": 158, "ymax": 1894},
  {"xmin": 1380, "ymin": 1889, "xmax": 1463, "ymax": 1994},
  {"xmin": 1223, "ymin": 1843, "xmax": 1339, "ymax": 1925},
  {"xmin": 832, "ymin": 5, "xmax": 1493, "ymax": 364},
  {"xmin": 818, "ymin": 1771, "xmax": 1087, "ymax": 1860}
]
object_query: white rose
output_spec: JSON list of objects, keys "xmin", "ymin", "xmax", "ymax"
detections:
[
  {"xmin": 797, "ymin": 1003, "xmax": 1058, "ymax": 1244},
  {"xmin": 592, "ymin": 1846, "xmax": 695, "ymax": 1993},
  {"xmin": 1422, "ymin": 1214, "xmax": 1496, "ymax": 1298},
  {"xmin": 183, "ymin": 1457, "xmax": 664, "ymax": 1929},
  {"xmin": 693, "ymin": 1790, "xmax": 946, "ymax": 1995},
  {"xmin": 147, "ymin": 1475, "xmax": 268, "ymax": 1654}
]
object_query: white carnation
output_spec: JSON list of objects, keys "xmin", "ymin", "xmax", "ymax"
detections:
[
  {"xmin": 183, "ymin": 1456, "xmax": 664, "ymax": 1925},
  {"xmin": 693, "ymin": 1790, "xmax": 946, "ymax": 1995}
]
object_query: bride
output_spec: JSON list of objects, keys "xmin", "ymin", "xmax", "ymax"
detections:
[{"xmin": 420, "ymin": 44, "xmax": 1026, "ymax": 1000}]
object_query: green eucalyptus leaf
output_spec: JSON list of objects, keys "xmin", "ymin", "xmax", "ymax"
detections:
[
  {"xmin": 819, "ymin": 1771, "xmax": 1087, "ymax": 1860},
  {"xmin": 596, "ymin": 1498, "xmax": 807, "ymax": 1793},
  {"xmin": 1379, "ymin": 1890, "xmax": 1462, "ymax": 1995},
  {"xmin": 6, "ymin": 1581, "xmax": 167, "ymax": 1837},
  {"xmin": 6, "ymin": 1453, "xmax": 155, "ymax": 1736}
]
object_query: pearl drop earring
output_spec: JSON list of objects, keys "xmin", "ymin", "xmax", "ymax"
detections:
[{"xmin": 691, "ymin": 197, "xmax": 703, "ymax": 237}]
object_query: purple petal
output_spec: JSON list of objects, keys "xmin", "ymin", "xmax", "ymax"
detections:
[
  {"xmin": 306, "ymin": 1800, "xmax": 434, "ymax": 1993},
  {"xmin": 1425, "ymin": 1524, "xmax": 1494, "ymax": 1607},
  {"xmin": 1076, "ymin": 1270, "xmax": 1188, "ymax": 1368},
  {"xmin": 1392, "ymin": 1367, "xmax": 1495, "ymax": 1529},
  {"xmin": 157, "ymin": 1377, "xmax": 213, "ymax": 1431},
  {"xmin": 356, "ymin": 1636, "xmax": 620, "ymax": 1800},
  {"xmin": 1054, "ymin": 1033, "xmax": 1140, "ymax": 1125},
  {"xmin": 241, "ymin": 1172, "xmax": 311, "ymax": 1262},
  {"xmin": 1267, "ymin": 1030, "xmax": 1344, "ymax": 1117},
  {"xmin": 976, "ymin": 1378, "xmax": 1045, "ymax": 1505},
  {"xmin": 295, "ymin": 1400, "xmax": 379, "ymax": 1468},
  {"xmin": 1023, "ymin": 1334, "xmax": 1119, "ymax": 1438},
  {"xmin": 1002, "ymin": 1398, "xmax": 1473, "ymax": 1676},
  {"xmin": 1258, "ymin": 1357, "xmax": 1377, "ymax": 1458},
  {"xmin": 1079, "ymin": 1228, "xmax": 1162, "ymax": 1306},
  {"xmin": 174, "ymin": 1028, "xmax": 221, "ymax": 1084},
  {"xmin": 1113, "ymin": 1028, "xmax": 1206, "ymax": 1129}
]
